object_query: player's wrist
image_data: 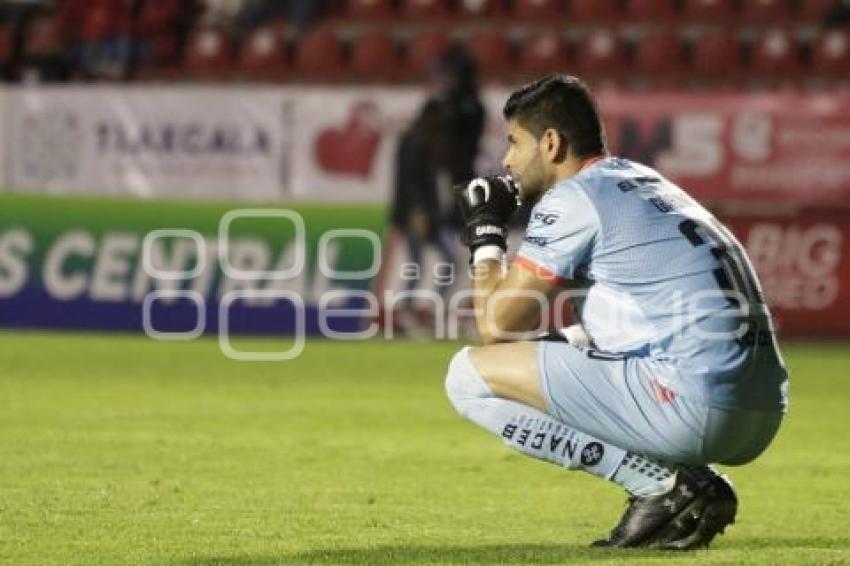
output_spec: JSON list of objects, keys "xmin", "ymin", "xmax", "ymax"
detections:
[{"xmin": 472, "ymin": 245, "xmax": 506, "ymax": 266}]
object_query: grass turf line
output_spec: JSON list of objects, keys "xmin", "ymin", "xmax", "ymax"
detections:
[{"xmin": 0, "ymin": 331, "xmax": 848, "ymax": 565}]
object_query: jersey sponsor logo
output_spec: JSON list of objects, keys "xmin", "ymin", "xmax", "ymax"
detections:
[
  {"xmin": 531, "ymin": 212, "xmax": 559, "ymax": 226},
  {"xmin": 580, "ymin": 442, "xmax": 605, "ymax": 466},
  {"xmin": 523, "ymin": 235, "xmax": 551, "ymax": 247}
]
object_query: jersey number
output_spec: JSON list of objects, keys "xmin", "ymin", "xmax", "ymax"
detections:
[{"xmin": 677, "ymin": 218, "xmax": 765, "ymax": 310}]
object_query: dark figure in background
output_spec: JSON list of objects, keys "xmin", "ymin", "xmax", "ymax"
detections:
[
  {"xmin": 431, "ymin": 44, "xmax": 486, "ymax": 232},
  {"xmin": 390, "ymin": 100, "xmax": 457, "ymax": 322},
  {"xmin": 236, "ymin": 0, "xmax": 325, "ymax": 32}
]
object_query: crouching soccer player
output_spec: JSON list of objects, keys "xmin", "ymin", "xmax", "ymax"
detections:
[{"xmin": 445, "ymin": 75, "xmax": 788, "ymax": 550}]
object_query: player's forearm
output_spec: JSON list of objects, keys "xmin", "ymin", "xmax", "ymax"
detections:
[{"xmin": 472, "ymin": 258, "xmax": 509, "ymax": 344}]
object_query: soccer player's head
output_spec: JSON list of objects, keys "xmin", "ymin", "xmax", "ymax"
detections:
[{"xmin": 502, "ymin": 74, "xmax": 607, "ymax": 201}]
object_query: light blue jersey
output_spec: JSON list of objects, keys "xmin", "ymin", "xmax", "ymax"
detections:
[{"xmin": 516, "ymin": 157, "xmax": 789, "ymax": 411}]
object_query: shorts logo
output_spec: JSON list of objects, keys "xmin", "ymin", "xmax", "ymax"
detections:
[
  {"xmin": 580, "ymin": 442, "xmax": 604, "ymax": 466},
  {"xmin": 651, "ymin": 379, "xmax": 677, "ymax": 404}
]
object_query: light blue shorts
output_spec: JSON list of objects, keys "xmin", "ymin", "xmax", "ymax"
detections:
[{"xmin": 537, "ymin": 341, "xmax": 782, "ymax": 466}]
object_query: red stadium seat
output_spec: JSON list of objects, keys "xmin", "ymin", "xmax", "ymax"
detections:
[
  {"xmin": 401, "ymin": 0, "xmax": 449, "ymax": 19},
  {"xmin": 295, "ymin": 28, "xmax": 345, "ymax": 80},
  {"xmin": 134, "ymin": 0, "xmax": 180, "ymax": 37},
  {"xmin": 569, "ymin": 0, "xmax": 618, "ymax": 22},
  {"xmin": 682, "ymin": 0, "xmax": 734, "ymax": 22},
  {"xmin": 405, "ymin": 31, "xmax": 452, "ymax": 76},
  {"xmin": 347, "ymin": 0, "xmax": 395, "ymax": 19},
  {"xmin": 81, "ymin": 0, "xmax": 130, "ymax": 41},
  {"xmin": 457, "ymin": 0, "xmax": 506, "ymax": 18},
  {"xmin": 574, "ymin": 29, "xmax": 626, "ymax": 77},
  {"xmin": 750, "ymin": 28, "xmax": 800, "ymax": 75},
  {"xmin": 0, "ymin": 26, "xmax": 12, "ymax": 65},
  {"xmin": 514, "ymin": 0, "xmax": 565, "ymax": 20},
  {"xmin": 625, "ymin": 0, "xmax": 678, "ymax": 21},
  {"xmin": 811, "ymin": 29, "xmax": 850, "ymax": 74},
  {"xmin": 185, "ymin": 28, "xmax": 235, "ymax": 78},
  {"xmin": 739, "ymin": 0, "xmax": 792, "ymax": 24},
  {"xmin": 690, "ymin": 31, "xmax": 741, "ymax": 77},
  {"xmin": 24, "ymin": 16, "xmax": 64, "ymax": 58},
  {"xmin": 467, "ymin": 30, "xmax": 513, "ymax": 81},
  {"xmin": 519, "ymin": 31, "xmax": 567, "ymax": 76},
  {"xmin": 634, "ymin": 31, "xmax": 684, "ymax": 75},
  {"xmin": 240, "ymin": 26, "xmax": 289, "ymax": 81},
  {"xmin": 351, "ymin": 30, "xmax": 401, "ymax": 81}
]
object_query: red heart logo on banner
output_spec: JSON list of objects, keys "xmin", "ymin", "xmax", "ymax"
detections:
[{"xmin": 315, "ymin": 101, "xmax": 382, "ymax": 177}]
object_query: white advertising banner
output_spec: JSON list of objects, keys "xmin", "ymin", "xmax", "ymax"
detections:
[
  {"xmin": 5, "ymin": 86, "xmax": 289, "ymax": 201},
  {"xmin": 287, "ymin": 87, "xmax": 426, "ymax": 203}
]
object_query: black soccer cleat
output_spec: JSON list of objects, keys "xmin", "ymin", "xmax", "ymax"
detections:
[
  {"xmin": 591, "ymin": 471, "xmax": 736, "ymax": 549},
  {"xmin": 647, "ymin": 474, "xmax": 738, "ymax": 551}
]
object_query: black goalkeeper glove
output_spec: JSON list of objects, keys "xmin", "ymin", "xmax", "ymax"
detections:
[{"xmin": 454, "ymin": 175, "xmax": 520, "ymax": 257}]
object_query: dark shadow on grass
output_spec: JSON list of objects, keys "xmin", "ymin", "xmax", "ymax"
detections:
[{"xmin": 184, "ymin": 543, "xmax": 677, "ymax": 565}]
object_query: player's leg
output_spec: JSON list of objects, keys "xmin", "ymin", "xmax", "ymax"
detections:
[
  {"xmin": 444, "ymin": 341, "xmax": 736, "ymax": 549},
  {"xmin": 445, "ymin": 343, "xmax": 678, "ymax": 495},
  {"xmin": 535, "ymin": 340, "xmax": 746, "ymax": 549}
]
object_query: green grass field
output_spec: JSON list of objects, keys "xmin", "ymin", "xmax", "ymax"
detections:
[{"xmin": 1, "ymin": 331, "xmax": 848, "ymax": 565}]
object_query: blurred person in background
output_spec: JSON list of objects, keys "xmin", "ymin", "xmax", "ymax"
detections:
[
  {"xmin": 76, "ymin": 0, "xmax": 131, "ymax": 79},
  {"xmin": 431, "ymin": 44, "xmax": 485, "ymax": 235},
  {"xmin": 390, "ymin": 99, "xmax": 456, "ymax": 335},
  {"xmin": 236, "ymin": 0, "xmax": 325, "ymax": 32},
  {"xmin": 127, "ymin": 0, "xmax": 200, "ymax": 80}
]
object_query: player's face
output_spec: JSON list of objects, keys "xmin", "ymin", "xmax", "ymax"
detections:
[{"xmin": 502, "ymin": 119, "xmax": 548, "ymax": 202}]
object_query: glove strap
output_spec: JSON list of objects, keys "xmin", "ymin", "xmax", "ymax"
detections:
[{"xmin": 472, "ymin": 245, "xmax": 506, "ymax": 266}]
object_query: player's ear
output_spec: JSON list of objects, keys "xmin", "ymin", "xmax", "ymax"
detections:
[{"xmin": 540, "ymin": 128, "xmax": 568, "ymax": 164}]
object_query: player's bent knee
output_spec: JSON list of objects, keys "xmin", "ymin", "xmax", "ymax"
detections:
[{"xmin": 445, "ymin": 347, "xmax": 492, "ymax": 417}]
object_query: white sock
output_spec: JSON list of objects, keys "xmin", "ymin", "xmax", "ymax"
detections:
[
  {"xmin": 611, "ymin": 452, "xmax": 678, "ymax": 496},
  {"xmin": 445, "ymin": 347, "xmax": 681, "ymax": 495},
  {"xmin": 446, "ymin": 347, "xmax": 622, "ymax": 481}
]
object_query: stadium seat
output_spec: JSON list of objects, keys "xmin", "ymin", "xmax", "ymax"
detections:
[
  {"xmin": 624, "ymin": 0, "xmax": 678, "ymax": 22},
  {"xmin": 405, "ymin": 31, "xmax": 452, "ymax": 76},
  {"xmin": 681, "ymin": 0, "xmax": 734, "ymax": 22},
  {"xmin": 569, "ymin": 0, "xmax": 618, "ymax": 22},
  {"xmin": 574, "ymin": 29, "xmax": 626, "ymax": 78},
  {"xmin": 690, "ymin": 31, "xmax": 742, "ymax": 77},
  {"xmin": 81, "ymin": 0, "xmax": 131, "ymax": 42},
  {"xmin": 0, "ymin": 26, "xmax": 12, "ymax": 66},
  {"xmin": 811, "ymin": 29, "xmax": 850, "ymax": 75},
  {"xmin": 240, "ymin": 25, "xmax": 289, "ymax": 81},
  {"xmin": 467, "ymin": 30, "xmax": 513, "ymax": 82},
  {"xmin": 457, "ymin": 0, "xmax": 506, "ymax": 18},
  {"xmin": 739, "ymin": 0, "xmax": 792, "ymax": 24},
  {"xmin": 134, "ymin": 0, "xmax": 180, "ymax": 38},
  {"xmin": 750, "ymin": 28, "xmax": 800, "ymax": 75},
  {"xmin": 401, "ymin": 0, "xmax": 449, "ymax": 19},
  {"xmin": 518, "ymin": 31, "xmax": 567, "ymax": 76},
  {"xmin": 351, "ymin": 30, "xmax": 401, "ymax": 81},
  {"xmin": 514, "ymin": 0, "xmax": 565, "ymax": 20},
  {"xmin": 347, "ymin": 0, "xmax": 395, "ymax": 19},
  {"xmin": 149, "ymin": 33, "xmax": 179, "ymax": 64},
  {"xmin": 23, "ymin": 16, "xmax": 64, "ymax": 58},
  {"xmin": 295, "ymin": 27, "xmax": 345, "ymax": 80},
  {"xmin": 634, "ymin": 31, "xmax": 684, "ymax": 75},
  {"xmin": 185, "ymin": 28, "xmax": 235, "ymax": 78}
]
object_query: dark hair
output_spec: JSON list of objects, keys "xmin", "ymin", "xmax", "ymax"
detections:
[{"xmin": 503, "ymin": 74, "xmax": 607, "ymax": 158}]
